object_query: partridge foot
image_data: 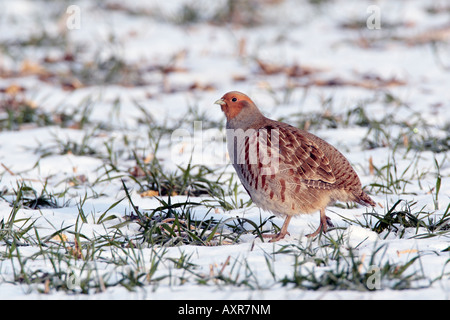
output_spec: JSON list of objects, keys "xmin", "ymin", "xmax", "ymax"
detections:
[
  {"xmin": 306, "ymin": 209, "xmax": 334, "ymax": 238},
  {"xmin": 262, "ymin": 231, "xmax": 290, "ymax": 242},
  {"xmin": 261, "ymin": 216, "xmax": 292, "ymax": 242}
]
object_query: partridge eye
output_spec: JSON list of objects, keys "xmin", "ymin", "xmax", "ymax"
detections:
[{"xmin": 231, "ymin": 97, "xmax": 237, "ymax": 102}]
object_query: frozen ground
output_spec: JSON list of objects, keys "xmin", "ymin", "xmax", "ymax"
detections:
[{"xmin": 0, "ymin": 0, "xmax": 449, "ymax": 299}]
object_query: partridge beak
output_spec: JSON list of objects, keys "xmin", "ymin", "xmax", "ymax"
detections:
[{"xmin": 214, "ymin": 98, "xmax": 226, "ymax": 106}]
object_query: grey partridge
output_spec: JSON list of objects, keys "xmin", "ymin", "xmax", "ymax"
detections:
[{"xmin": 215, "ymin": 91, "xmax": 375, "ymax": 242}]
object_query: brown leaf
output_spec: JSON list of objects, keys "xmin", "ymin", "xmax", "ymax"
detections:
[
  {"xmin": 61, "ymin": 78, "xmax": 83, "ymax": 91},
  {"xmin": 51, "ymin": 233, "xmax": 68, "ymax": 242},
  {"xmin": 238, "ymin": 37, "xmax": 247, "ymax": 57},
  {"xmin": 140, "ymin": 190, "xmax": 159, "ymax": 197},
  {"xmin": 129, "ymin": 165, "xmax": 146, "ymax": 177},
  {"xmin": 256, "ymin": 59, "xmax": 284, "ymax": 75},
  {"xmin": 3, "ymin": 84, "xmax": 26, "ymax": 95},
  {"xmin": 232, "ymin": 74, "xmax": 247, "ymax": 82},
  {"xmin": 20, "ymin": 60, "xmax": 47, "ymax": 75},
  {"xmin": 369, "ymin": 156, "xmax": 374, "ymax": 176},
  {"xmin": 188, "ymin": 82, "xmax": 215, "ymax": 91},
  {"xmin": 285, "ymin": 64, "xmax": 318, "ymax": 77},
  {"xmin": 68, "ymin": 238, "xmax": 83, "ymax": 259}
]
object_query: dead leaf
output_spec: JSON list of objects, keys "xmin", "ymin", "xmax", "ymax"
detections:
[
  {"xmin": 51, "ymin": 233, "xmax": 68, "ymax": 242},
  {"xmin": 404, "ymin": 24, "xmax": 450, "ymax": 45},
  {"xmin": 293, "ymin": 75, "xmax": 405, "ymax": 89},
  {"xmin": 143, "ymin": 154, "xmax": 154, "ymax": 163},
  {"xmin": 140, "ymin": 190, "xmax": 159, "ymax": 197},
  {"xmin": 238, "ymin": 37, "xmax": 247, "ymax": 57},
  {"xmin": 20, "ymin": 60, "xmax": 47, "ymax": 75},
  {"xmin": 68, "ymin": 238, "xmax": 83, "ymax": 259},
  {"xmin": 61, "ymin": 78, "xmax": 83, "ymax": 91},
  {"xmin": 3, "ymin": 84, "xmax": 25, "ymax": 95},
  {"xmin": 285, "ymin": 64, "xmax": 318, "ymax": 77},
  {"xmin": 369, "ymin": 156, "xmax": 374, "ymax": 175},
  {"xmin": 256, "ymin": 59, "xmax": 321, "ymax": 78},
  {"xmin": 256, "ymin": 59, "xmax": 284, "ymax": 75},
  {"xmin": 396, "ymin": 249, "xmax": 418, "ymax": 257},
  {"xmin": 188, "ymin": 82, "xmax": 215, "ymax": 91},
  {"xmin": 44, "ymin": 279, "xmax": 50, "ymax": 294},
  {"xmin": 402, "ymin": 134, "xmax": 410, "ymax": 148},
  {"xmin": 232, "ymin": 74, "xmax": 247, "ymax": 82},
  {"xmin": 219, "ymin": 255, "xmax": 231, "ymax": 274},
  {"xmin": 129, "ymin": 165, "xmax": 146, "ymax": 177}
]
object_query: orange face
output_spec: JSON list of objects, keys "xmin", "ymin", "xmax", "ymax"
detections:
[{"xmin": 214, "ymin": 91, "xmax": 253, "ymax": 120}]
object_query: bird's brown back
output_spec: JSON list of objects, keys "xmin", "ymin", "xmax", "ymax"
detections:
[{"xmin": 253, "ymin": 119, "xmax": 374, "ymax": 206}]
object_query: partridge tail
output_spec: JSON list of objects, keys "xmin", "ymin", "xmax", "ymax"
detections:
[{"xmin": 354, "ymin": 190, "xmax": 376, "ymax": 207}]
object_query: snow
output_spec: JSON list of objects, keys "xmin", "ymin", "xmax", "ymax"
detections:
[{"xmin": 0, "ymin": 0, "xmax": 449, "ymax": 300}]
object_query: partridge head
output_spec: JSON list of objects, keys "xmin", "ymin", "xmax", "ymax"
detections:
[{"xmin": 215, "ymin": 91, "xmax": 265, "ymax": 130}]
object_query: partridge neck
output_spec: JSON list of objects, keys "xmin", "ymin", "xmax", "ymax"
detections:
[{"xmin": 226, "ymin": 107, "xmax": 266, "ymax": 131}]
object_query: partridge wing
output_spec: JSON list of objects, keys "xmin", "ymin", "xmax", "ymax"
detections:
[{"xmin": 270, "ymin": 124, "xmax": 337, "ymax": 189}]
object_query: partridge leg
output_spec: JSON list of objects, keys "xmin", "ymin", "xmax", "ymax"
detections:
[
  {"xmin": 262, "ymin": 215, "xmax": 292, "ymax": 242},
  {"xmin": 306, "ymin": 208, "xmax": 334, "ymax": 238}
]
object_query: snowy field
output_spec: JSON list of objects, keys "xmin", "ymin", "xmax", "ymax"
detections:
[{"xmin": 0, "ymin": 0, "xmax": 449, "ymax": 300}]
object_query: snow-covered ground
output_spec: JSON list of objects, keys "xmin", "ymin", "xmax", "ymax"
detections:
[{"xmin": 0, "ymin": 0, "xmax": 449, "ymax": 299}]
